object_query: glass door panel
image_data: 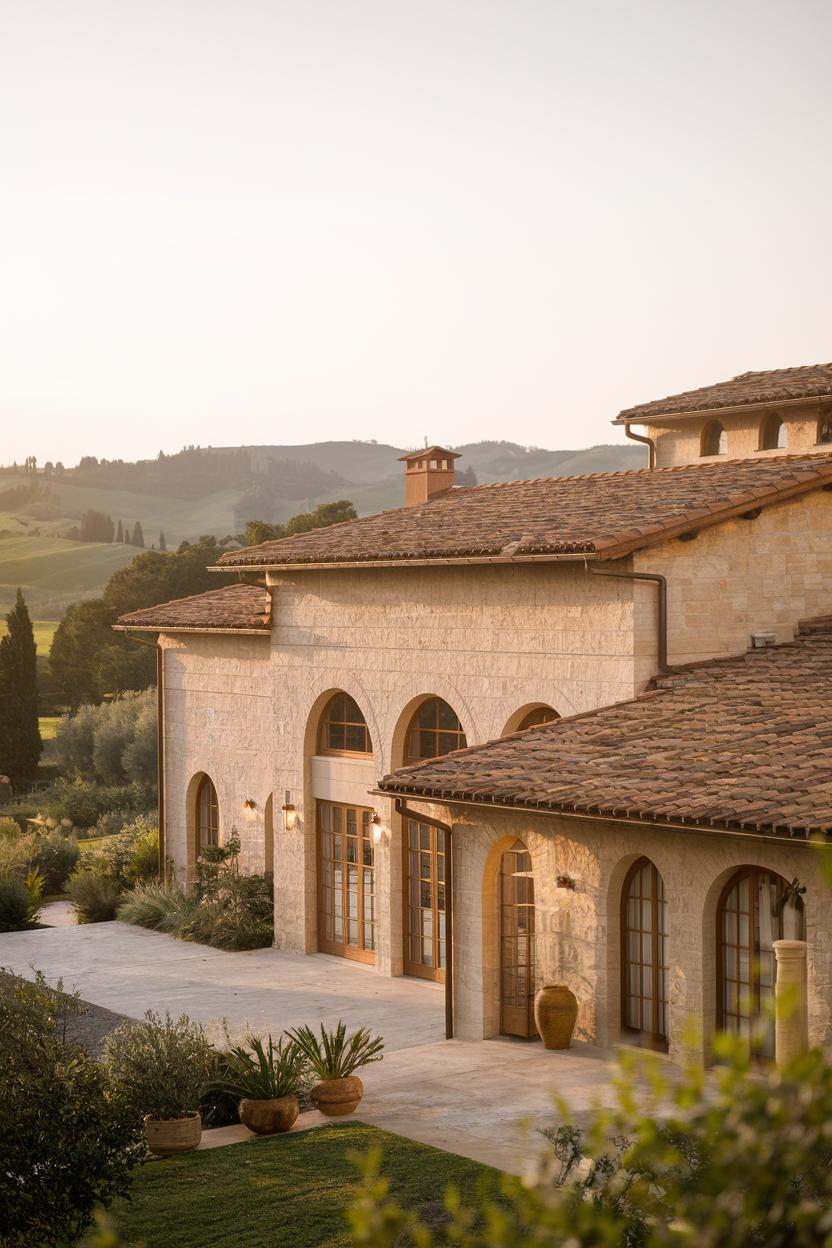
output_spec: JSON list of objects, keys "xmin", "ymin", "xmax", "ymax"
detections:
[{"xmin": 317, "ymin": 801, "xmax": 375, "ymax": 964}]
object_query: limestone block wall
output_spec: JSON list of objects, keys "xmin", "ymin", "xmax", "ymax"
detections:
[
  {"xmin": 647, "ymin": 401, "xmax": 831, "ymax": 467},
  {"xmin": 632, "ymin": 488, "xmax": 832, "ymax": 677},
  {"xmin": 418, "ymin": 801, "xmax": 832, "ymax": 1062}
]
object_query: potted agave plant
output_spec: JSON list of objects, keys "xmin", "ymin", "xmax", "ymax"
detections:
[
  {"xmin": 216, "ymin": 1033, "xmax": 307, "ymax": 1135},
  {"xmin": 103, "ymin": 1011, "xmax": 216, "ymax": 1156},
  {"xmin": 288, "ymin": 1020, "xmax": 383, "ymax": 1117}
]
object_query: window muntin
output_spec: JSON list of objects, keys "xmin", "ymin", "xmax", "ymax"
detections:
[
  {"xmin": 717, "ymin": 867, "xmax": 805, "ymax": 1059},
  {"xmin": 499, "ymin": 840, "xmax": 537, "ymax": 1038},
  {"xmin": 319, "ymin": 692, "xmax": 372, "ymax": 755},
  {"xmin": 405, "ymin": 819, "xmax": 446, "ymax": 981},
  {"xmin": 515, "ymin": 705, "xmax": 560, "ymax": 732},
  {"xmin": 196, "ymin": 775, "xmax": 219, "ymax": 850},
  {"xmin": 317, "ymin": 801, "xmax": 375, "ymax": 963},
  {"xmin": 621, "ymin": 858, "xmax": 668, "ymax": 1049},
  {"xmin": 405, "ymin": 698, "xmax": 467, "ymax": 763},
  {"xmin": 700, "ymin": 420, "xmax": 727, "ymax": 457},
  {"xmin": 759, "ymin": 412, "xmax": 786, "ymax": 451}
]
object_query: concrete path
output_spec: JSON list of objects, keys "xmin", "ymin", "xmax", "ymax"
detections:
[
  {"xmin": 1, "ymin": 921, "xmax": 627, "ymax": 1174},
  {"xmin": 40, "ymin": 899, "xmax": 76, "ymax": 927}
]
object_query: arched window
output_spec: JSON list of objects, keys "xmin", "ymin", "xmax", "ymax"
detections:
[
  {"xmin": 196, "ymin": 775, "xmax": 219, "ymax": 851},
  {"xmin": 817, "ymin": 408, "xmax": 832, "ymax": 444},
  {"xmin": 759, "ymin": 412, "xmax": 786, "ymax": 451},
  {"xmin": 622, "ymin": 857, "xmax": 668, "ymax": 1050},
  {"xmin": 700, "ymin": 420, "xmax": 727, "ymax": 457},
  {"xmin": 717, "ymin": 867, "xmax": 805, "ymax": 1059},
  {"xmin": 515, "ymin": 705, "xmax": 560, "ymax": 732},
  {"xmin": 405, "ymin": 698, "xmax": 467, "ymax": 763},
  {"xmin": 318, "ymin": 692, "xmax": 372, "ymax": 755}
]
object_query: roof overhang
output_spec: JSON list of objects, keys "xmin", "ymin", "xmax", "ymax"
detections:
[
  {"xmin": 113, "ymin": 624, "xmax": 271, "ymax": 636},
  {"xmin": 614, "ymin": 392, "xmax": 832, "ymax": 427}
]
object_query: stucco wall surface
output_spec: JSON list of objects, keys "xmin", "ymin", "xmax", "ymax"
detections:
[{"xmin": 647, "ymin": 402, "xmax": 830, "ymax": 467}]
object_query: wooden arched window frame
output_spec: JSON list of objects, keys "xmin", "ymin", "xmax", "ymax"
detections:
[
  {"xmin": 700, "ymin": 420, "xmax": 727, "ymax": 457},
  {"xmin": 817, "ymin": 408, "xmax": 832, "ymax": 444},
  {"xmin": 404, "ymin": 698, "xmax": 467, "ymax": 764},
  {"xmin": 716, "ymin": 866, "xmax": 805, "ymax": 1059},
  {"xmin": 621, "ymin": 857, "xmax": 668, "ymax": 1050},
  {"xmin": 196, "ymin": 775, "xmax": 219, "ymax": 851},
  {"xmin": 318, "ymin": 692, "xmax": 372, "ymax": 755},
  {"xmin": 759, "ymin": 411, "xmax": 786, "ymax": 451},
  {"xmin": 515, "ymin": 705, "xmax": 560, "ymax": 732}
]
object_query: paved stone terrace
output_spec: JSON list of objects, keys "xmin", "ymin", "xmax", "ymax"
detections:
[{"xmin": 2, "ymin": 921, "xmax": 628, "ymax": 1173}]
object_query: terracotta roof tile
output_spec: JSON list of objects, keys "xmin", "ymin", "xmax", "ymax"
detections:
[
  {"xmin": 379, "ymin": 617, "xmax": 832, "ymax": 838},
  {"xmin": 113, "ymin": 583, "xmax": 271, "ymax": 633},
  {"xmin": 216, "ymin": 454, "xmax": 832, "ymax": 569},
  {"xmin": 615, "ymin": 362, "xmax": 832, "ymax": 423}
]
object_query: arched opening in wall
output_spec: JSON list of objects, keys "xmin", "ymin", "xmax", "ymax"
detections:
[
  {"xmin": 700, "ymin": 420, "xmax": 727, "ymax": 457},
  {"xmin": 317, "ymin": 691, "xmax": 373, "ymax": 755},
  {"xmin": 621, "ymin": 857, "xmax": 668, "ymax": 1051},
  {"xmin": 399, "ymin": 696, "xmax": 467, "ymax": 981},
  {"xmin": 759, "ymin": 411, "xmax": 786, "ymax": 451},
  {"xmin": 717, "ymin": 866, "xmax": 805, "ymax": 1060},
  {"xmin": 504, "ymin": 704, "xmax": 560, "ymax": 735},
  {"xmin": 194, "ymin": 774, "xmax": 219, "ymax": 857},
  {"xmin": 498, "ymin": 840, "xmax": 538, "ymax": 1038},
  {"xmin": 264, "ymin": 793, "xmax": 274, "ymax": 884},
  {"xmin": 817, "ymin": 408, "xmax": 832, "ymax": 445}
]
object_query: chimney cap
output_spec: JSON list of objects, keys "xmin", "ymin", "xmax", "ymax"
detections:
[{"xmin": 398, "ymin": 445, "xmax": 461, "ymax": 463}]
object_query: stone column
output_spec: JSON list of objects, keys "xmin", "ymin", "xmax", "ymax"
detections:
[{"xmin": 773, "ymin": 939, "xmax": 809, "ymax": 1066}]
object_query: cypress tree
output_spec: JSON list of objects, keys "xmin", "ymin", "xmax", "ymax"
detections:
[
  {"xmin": 116, "ymin": 519, "xmax": 123, "ymax": 543},
  {"xmin": 0, "ymin": 588, "xmax": 42, "ymax": 780},
  {"xmin": 132, "ymin": 521, "xmax": 145, "ymax": 548},
  {"xmin": 159, "ymin": 530, "xmax": 167, "ymax": 552}
]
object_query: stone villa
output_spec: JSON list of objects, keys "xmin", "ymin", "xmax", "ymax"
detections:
[{"xmin": 116, "ymin": 362, "xmax": 832, "ymax": 1063}]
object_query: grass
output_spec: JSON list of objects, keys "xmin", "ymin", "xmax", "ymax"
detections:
[
  {"xmin": 112, "ymin": 1123, "xmax": 496, "ymax": 1248},
  {"xmin": 0, "ymin": 618, "xmax": 59, "ymax": 651},
  {"xmin": 38, "ymin": 715, "xmax": 61, "ymax": 740},
  {"xmin": 78, "ymin": 835, "xmax": 109, "ymax": 851},
  {"xmin": 0, "ymin": 535, "xmax": 138, "ymax": 617}
]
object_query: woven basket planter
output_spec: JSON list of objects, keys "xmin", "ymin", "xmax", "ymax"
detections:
[
  {"xmin": 143, "ymin": 1111, "xmax": 202, "ymax": 1155},
  {"xmin": 534, "ymin": 985, "xmax": 578, "ymax": 1050},
  {"xmin": 239, "ymin": 1094, "xmax": 299, "ymax": 1135},
  {"xmin": 310, "ymin": 1076, "xmax": 364, "ymax": 1117}
]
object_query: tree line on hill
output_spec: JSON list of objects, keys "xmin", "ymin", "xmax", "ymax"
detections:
[
  {"xmin": 64, "ymin": 509, "xmax": 166, "ymax": 550},
  {"xmin": 49, "ymin": 500, "xmax": 358, "ymax": 707}
]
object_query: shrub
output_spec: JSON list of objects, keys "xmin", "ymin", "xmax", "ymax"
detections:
[
  {"xmin": 67, "ymin": 870, "xmax": 122, "ymax": 923},
  {"xmin": 0, "ymin": 815, "xmax": 21, "ymax": 838},
  {"xmin": 29, "ymin": 829, "xmax": 80, "ymax": 892},
  {"xmin": 103, "ymin": 1011, "xmax": 216, "ymax": 1123},
  {"xmin": 53, "ymin": 779, "xmax": 154, "ymax": 829},
  {"xmin": 215, "ymin": 1034, "xmax": 308, "ymax": 1101},
  {"xmin": 93, "ymin": 809, "xmax": 137, "ymax": 838},
  {"xmin": 0, "ymin": 830, "xmax": 36, "ymax": 878},
  {"xmin": 0, "ymin": 875, "xmax": 40, "ymax": 932},
  {"xmin": 288, "ymin": 1021, "xmax": 384, "ymax": 1080},
  {"xmin": 53, "ymin": 691, "xmax": 157, "ymax": 787},
  {"xmin": 53, "ymin": 703, "xmax": 98, "ymax": 776},
  {"xmin": 117, "ymin": 879, "xmax": 196, "ymax": 932},
  {"xmin": 189, "ymin": 829, "xmax": 273, "ymax": 951},
  {"xmin": 75, "ymin": 817, "xmax": 159, "ymax": 889},
  {"xmin": 0, "ymin": 970, "xmax": 140, "ymax": 1246}
]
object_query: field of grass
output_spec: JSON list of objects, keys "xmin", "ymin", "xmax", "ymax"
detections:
[
  {"xmin": 113, "ymin": 1123, "xmax": 495, "ymax": 1248},
  {"xmin": 48, "ymin": 480, "xmax": 243, "ymax": 548},
  {"xmin": 38, "ymin": 715, "xmax": 61, "ymax": 740},
  {"xmin": 0, "ymin": 617, "xmax": 59, "ymax": 651},
  {"xmin": 0, "ymin": 535, "xmax": 137, "ymax": 616}
]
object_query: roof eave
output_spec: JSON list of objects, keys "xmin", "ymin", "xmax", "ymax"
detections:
[
  {"xmin": 614, "ymin": 392, "xmax": 832, "ymax": 426},
  {"xmin": 112, "ymin": 624, "xmax": 271, "ymax": 636}
]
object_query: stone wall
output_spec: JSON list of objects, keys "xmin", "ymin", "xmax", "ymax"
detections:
[{"xmin": 647, "ymin": 401, "xmax": 831, "ymax": 467}]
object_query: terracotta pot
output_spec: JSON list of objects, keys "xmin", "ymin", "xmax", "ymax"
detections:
[
  {"xmin": 143, "ymin": 1111, "xmax": 202, "ymax": 1156},
  {"xmin": 310, "ymin": 1076, "xmax": 364, "ymax": 1117},
  {"xmin": 534, "ymin": 985, "xmax": 578, "ymax": 1050},
  {"xmin": 239, "ymin": 1094, "xmax": 299, "ymax": 1135}
]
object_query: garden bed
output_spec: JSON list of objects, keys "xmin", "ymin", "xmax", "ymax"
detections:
[{"xmin": 112, "ymin": 1122, "xmax": 495, "ymax": 1247}]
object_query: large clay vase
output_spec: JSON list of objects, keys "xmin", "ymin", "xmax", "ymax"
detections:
[
  {"xmin": 239, "ymin": 1094, "xmax": 299, "ymax": 1135},
  {"xmin": 534, "ymin": 985, "xmax": 578, "ymax": 1050},
  {"xmin": 143, "ymin": 1112, "xmax": 202, "ymax": 1156},
  {"xmin": 310, "ymin": 1076, "xmax": 364, "ymax": 1117}
]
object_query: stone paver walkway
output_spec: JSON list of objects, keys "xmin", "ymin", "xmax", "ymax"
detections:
[{"xmin": 1, "ymin": 921, "xmax": 627, "ymax": 1173}]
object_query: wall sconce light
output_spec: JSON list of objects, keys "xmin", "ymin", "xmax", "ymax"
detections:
[
  {"xmin": 556, "ymin": 874, "xmax": 576, "ymax": 891},
  {"xmin": 370, "ymin": 811, "xmax": 384, "ymax": 845},
  {"xmin": 281, "ymin": 789, "xmax": 297, "ymax": 832},
  {"xmin": 243, "ymin": 798, "xmax": 256, "ymax": 809}
]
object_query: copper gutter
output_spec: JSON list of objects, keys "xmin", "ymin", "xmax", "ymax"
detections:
[
  {"xmin": 393, "ymin": 796, "xmax": 454, "ymax": 1040},
  {"xmin": 587, "ymin": 563, "xmax": 671, "ymax": 674},
  {"xmin": 624, "ymin": 422, "xmax": 656, "ymax": 469},
  {"xmin": 122, "ymin": 631, "xmax": 165, "ymax": 877}
]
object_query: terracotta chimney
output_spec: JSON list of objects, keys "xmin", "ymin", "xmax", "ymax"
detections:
[{"xmin": 399, "ymin": 446, "xmax": 461, "ymax": 507}]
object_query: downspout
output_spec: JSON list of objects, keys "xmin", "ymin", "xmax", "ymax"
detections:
[
  {"xmin": 587, "ymin": 564, "xmax": 672, "ymax": 674},
  {"xmin": 394, "ymin": 797, "xmax": 454, "ymax": 1040},
  {"xmin": 123, "ymin": 632, "xmax": 166, "ymax": 876},
  {"xmin": 624, "ymin": 422, "xmax": 656, "ymax": 470}
]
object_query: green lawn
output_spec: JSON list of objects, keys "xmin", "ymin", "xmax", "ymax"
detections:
[
  {"xmin": 0, "ymin": 536, "xmax": 138, "ymax": 617},
  {"xmin": 112, "ymin": 1123, "xmax": 496, "ymax": 1248},
  {"xmin": 38, "ymin": 715, "xmax": 61, "ymax": 741}
]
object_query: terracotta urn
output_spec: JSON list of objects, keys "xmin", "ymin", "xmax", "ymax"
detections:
[
  {"xmin": 239, "ymin": 1094, "xmax": 299, "ymax": 1135},
  {"xmin": 143, "ymin": 1111, "xmax": 202, "ymax": 1156},
  {"xmin": 534, "ymin": 985, "xmax": 578, "ymax": 1050},
  {"xmin": 310, "ymin": 1076, "xmax": 364, "ymax": 1117}
]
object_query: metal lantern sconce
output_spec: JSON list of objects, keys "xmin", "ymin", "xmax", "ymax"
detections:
[
  {"xmin": 281, "ymin": 790, "xmax": 297, "ymax": 832},
  {"xmin": 370, "ymin": 811, "xmax": 384, "ymax": 845},
  {"xmin": 556, "ymin": 874, "xmax": 576, "ymax": 891}
]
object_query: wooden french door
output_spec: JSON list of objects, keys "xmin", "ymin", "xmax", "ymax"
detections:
[
  {"xmin": 404, "ymin": 819, "xmax": 446, "ymax": 982},
  {"xmin": 621, "ymin": 858, "xmax": 668, "ymax": 1050},
  {"xmin": 317, "ymin": 801, "xmax": 375, "ymax": 964},
  {"xmin": 499, "ymin": 841, "xmax": 538, "ymax": 1038}
]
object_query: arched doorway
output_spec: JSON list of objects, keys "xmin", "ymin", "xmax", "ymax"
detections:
[
  {"xmin": 717, "ymin": 867, "xmax": 805, "ymax": 1058},
  {"xmin": 621, "ymin": 857, "xmax": 668, "ymax": 1050},
  {"xmin": 499, "ymin": 840, "xmax": 537, "ymax": 1038}
]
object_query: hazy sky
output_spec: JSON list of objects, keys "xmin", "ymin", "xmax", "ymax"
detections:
[{"xmin": 2, "ymin": 0, "xmax": 831, "ymax": 466}]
